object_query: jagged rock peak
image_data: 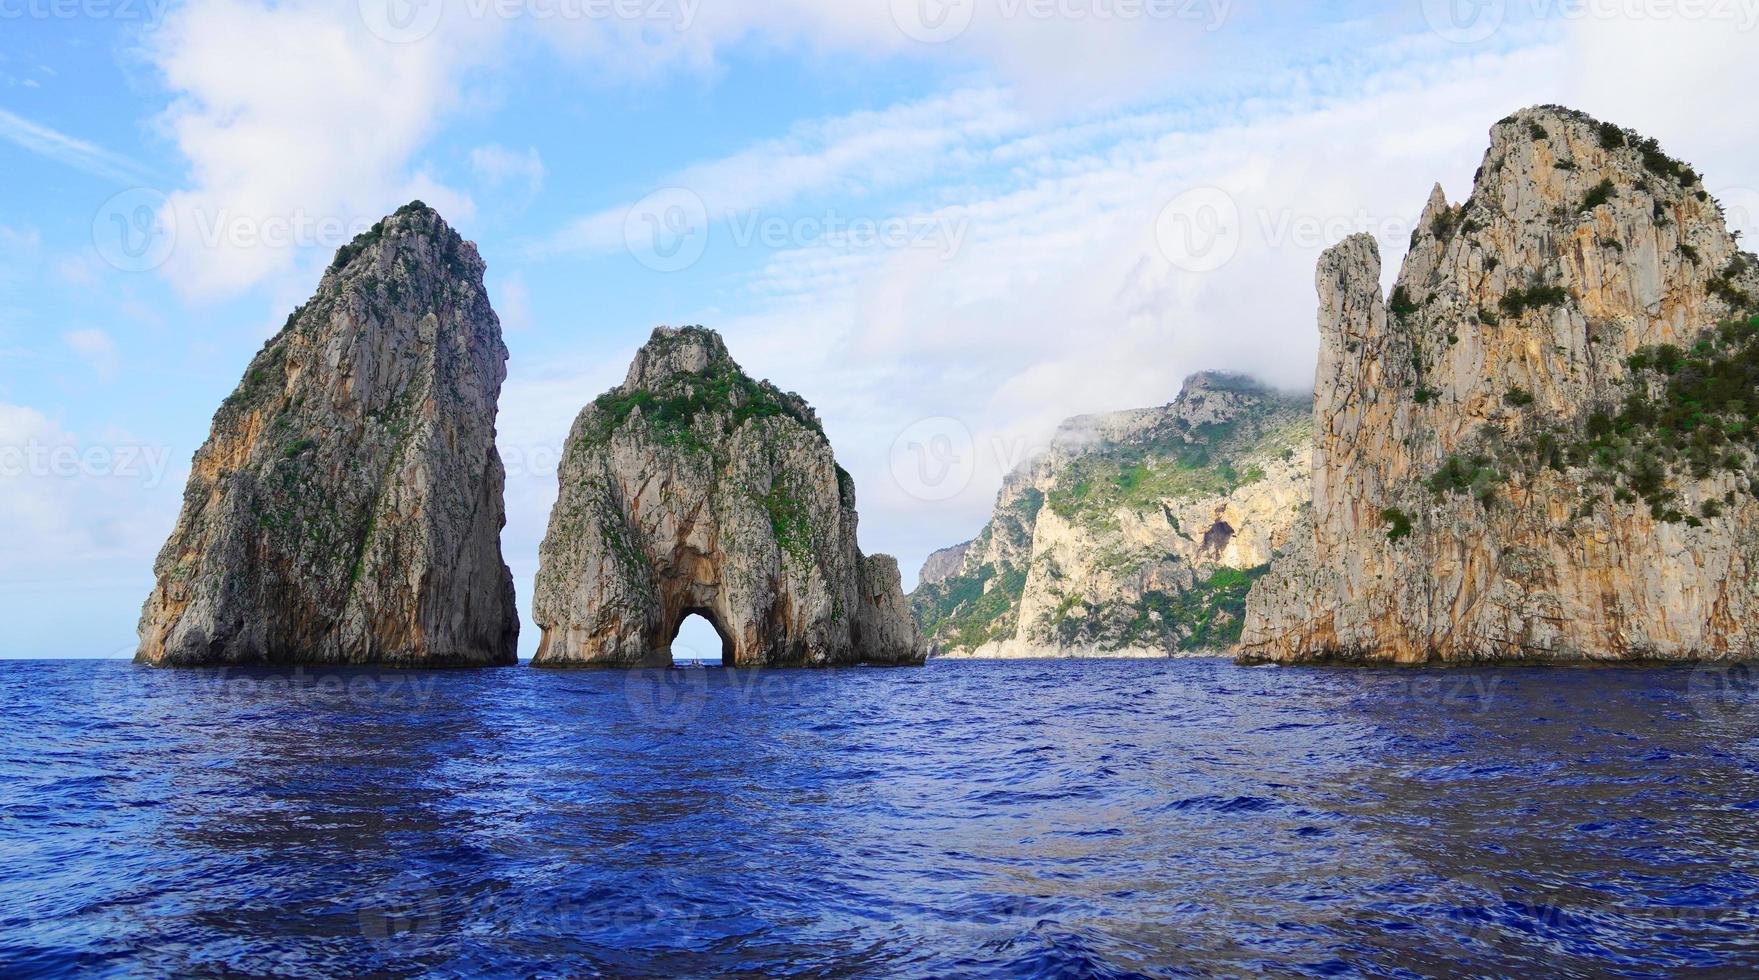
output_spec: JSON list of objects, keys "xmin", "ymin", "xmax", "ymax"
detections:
[
  {"xmin": 532, "ymin": 326, "xmax": 926, "ymax": 668},
  {"xmin": 137, "ymin": 202, "xmax": 520, "ymax": 667},
  {"xmin": 1241, "ymin": 106, "xmax": 1759, "ymax": 664}
]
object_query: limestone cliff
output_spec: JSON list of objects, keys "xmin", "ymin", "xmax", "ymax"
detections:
[
  {"xmin": 913, "ymin": 374, "xmax": 1312, "ymax": 657},
  {"xmin": 137, "ymin": 202, "xmax": 519, "ymax": 667},
  {"xmin": 1242, "ymin": 106, "xmax": 1759, "ymax": 664},
  {"xmin": 918, "ymin": 542, "xmax": 972, "ymax": 589},
  {"xmin": 531, "ymin": 327, "xmax": 927, "ymax": 667}
]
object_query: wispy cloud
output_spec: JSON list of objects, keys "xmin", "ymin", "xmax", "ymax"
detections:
[{"xmin": 0, "ymin": 107, "xmax": 150, "ymax": 183}]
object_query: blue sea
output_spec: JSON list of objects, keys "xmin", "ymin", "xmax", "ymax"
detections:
[{"xmin": 3, "ymin": 658, "xmax": 1758, "ymax": 977}]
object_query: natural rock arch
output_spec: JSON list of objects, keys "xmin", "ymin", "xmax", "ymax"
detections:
[
  {"xmin": 668, "ymin": 610, "xmax": 735, "ymax": 665},
  {"xmin": 532, "ymin": 327, "xmax": 927, "ymax": 668}
]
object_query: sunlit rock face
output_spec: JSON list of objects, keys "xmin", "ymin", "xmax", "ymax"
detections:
[
  {"xmin": 138, "ymin": 203, "xmax": 519, "ymax": 667},
  {"xmin": 1243, "ymin": 106, "xmax": 1759, "ymax": 664},
  {"xmin": 913, "ymin": 373, "xmax": 1313, "ymax": 659},
  {"xmin": 532, "ymin": 326, "xmax": 926, "ymax": 668}
]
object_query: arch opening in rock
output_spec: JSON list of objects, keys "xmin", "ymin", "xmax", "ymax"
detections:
[
  {"xmin": 531, "ymin": 326, "xmax": 927, "ymax": 668},
  {"xmin": 670, "ymin": 610, "xmax": 735, "ymax": 667}
]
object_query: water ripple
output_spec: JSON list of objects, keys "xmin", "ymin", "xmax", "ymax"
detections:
[{"xmin": 2, "ymin": 659, "xmax": 1758, "ymax": 976}]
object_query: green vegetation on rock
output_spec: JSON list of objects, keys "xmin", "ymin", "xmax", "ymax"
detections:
[
  {"xmin": 1126, "ymin": 565, "xmax": 1270, "ymax": 652},
  {"xmin": 586, "ymin": 346, "xmax": 821, "ymax": 453}
]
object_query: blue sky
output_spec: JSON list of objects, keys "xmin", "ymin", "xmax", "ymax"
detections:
[{"xmin": 2, "ymin": 0, "xmax": 1756, "ymax": 658}]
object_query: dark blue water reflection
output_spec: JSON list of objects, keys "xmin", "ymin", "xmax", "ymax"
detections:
[{"xmin": 3, "ymin": 658, "xmax": 1758, "ymax": 976}]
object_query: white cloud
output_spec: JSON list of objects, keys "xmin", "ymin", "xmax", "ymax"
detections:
[
  {"xmin": 63, "ymin": 329, "xmax": 121, "ymax": 381},
  {"xmin": 470, "ymin": 144, "xmax": 545, "ymax": 198},
  {"xmin": 139, "ymin": 0, "xmax": 1271, "ymax": 301},
  {"xmin": 130, "ymin": 0, "xmax": 1759, "ymax": 591},
  {"xmin": 1562, "ymin": 11, "xmax": 1755, "ymax": 192},
  {"xmin": 535, "ymin": 86, "xmax": 1028, "ymax": 256},
  {"xmin": 147, "ymin": 0, "xmax": 494, "ymax": 300},
  {"xmin": 517, "ymin": 32, "xmax": 1757, "ymax": 578},
  {"xmin": 0, "ymin": 404, "xmax": 185, "ymax": 655},
  {"xmin": 54, "ymin": 255, "xmax": 99, "ymax": 286},
  {"xmin": 528, "ymin": 0, "xmax": 1231, "ymax": 111},
  {"xmin": 0, "ymin": 404, "xmax": 179, "ymax": 574},
  {"xmin": 493, "ymin": 273, "xmax": 535, "ymax": 333},
  {"xmin": 0, "ymin": 108, "xmax": 151, "ymax": 183}
]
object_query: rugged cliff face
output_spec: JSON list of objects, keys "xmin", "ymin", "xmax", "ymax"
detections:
[
  {"xmin": 137, "ymin": 202, "xmax": 520, "ymax": 667},
  {"xmin": 914, "ymin": 374, "xmax": 1312, "ymax": 657},
  {"xmin": 1242, "ymin": 106, "xmax": 1759, "ymax": 664},
  {"xmin": 531, "ymin": 327, "xmax": 927, "ymax": 667}
]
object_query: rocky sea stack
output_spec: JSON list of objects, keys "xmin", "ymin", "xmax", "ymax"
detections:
[
  {"xmin": 137, "ymin": 202, "xmax": 520, "ymax": 667},
  {"xmin": 531, "ymin": 327, "xmax": 927, "ymax": 667},
  {"xmin": 914, "ymin": 373, "xmax": 1311, "ymax": 658},
  {"xmin": 1243, "ymin": 106, "xmax": 1759, "ymax": 664}
]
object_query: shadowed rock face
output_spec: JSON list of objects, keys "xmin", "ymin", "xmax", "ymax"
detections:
[
  {"xmin": 531, "ymin": 326, "xmax": 927, "ymax": 668},
  {"xmin": 137, "ymin": 202, "xmax": 519, "ymax": 667},
  {"xmin": 1242, "ymin": 106, "xmax": 1759, "ymax": 664}
]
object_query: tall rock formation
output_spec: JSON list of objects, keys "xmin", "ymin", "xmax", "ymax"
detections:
[
  {"xmin": 913, "ymin": 374, "xmax": 1312, "ymax": 657},
  {"xmin": 531, "ymin": 327, "xmax": 927, "ymax": 667},
  {"xmin": 1242, "ymin": 106, "xmax": 1759, "ymax": 664},
  {"xmin": 137, "ymin": 202, "xmax": 520, "ymax": 667}
]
